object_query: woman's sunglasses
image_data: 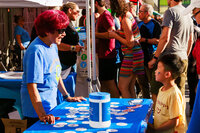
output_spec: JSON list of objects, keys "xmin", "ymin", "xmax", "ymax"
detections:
[{"xmin": 57, "ymin": 29, "xmax": 65, "ymax": 34}]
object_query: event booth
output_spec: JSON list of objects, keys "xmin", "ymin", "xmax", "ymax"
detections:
[{"xmin": 0, "ymin": 0, "xmax": 154, "ymax": 132}]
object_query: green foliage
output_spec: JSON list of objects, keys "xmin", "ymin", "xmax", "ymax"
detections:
[{"xmin": 160, "ymin": 0, "xmax": 191, "ymax": 6}]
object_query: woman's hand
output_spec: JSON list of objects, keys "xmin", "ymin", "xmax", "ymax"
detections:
[
  {"xmin": 151, "ymin": 38, "xmax": 159, "ymax": 44},
  {"xmin": 66, "ymin": 96, "xmax": 86, "ymax": 102},
  {"xmin": 19, "ymin": 44, "xmax": 26, "ymax": 50},
  {"xmin": 129, "ymin": 40, "xmax": 139, "ymax": 48},
  {"xmin": 39, "ymin": 114, "xmax": 60, "ymax": 124},
  {"xmin": 75, "ymin": 45, "xmax": 85, "ymax": 52},
  {"xmin": 108, "ymin": 31, "xmax": 118, "ymax": 38}
]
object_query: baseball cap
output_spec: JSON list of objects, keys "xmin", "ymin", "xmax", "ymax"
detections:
[{"xmin": 183, "ymin": 0, "xmax": 200, "ymax": 15}]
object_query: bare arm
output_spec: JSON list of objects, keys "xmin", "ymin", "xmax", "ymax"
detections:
[
  {"xmin": 16, "ymin": 35, "xmax": 25, "ymax": 50},
  {"xmin": 27, "ymin": 83, "xmax": 58, "ymax": 124},
  {"xmin": 109, "ymin": 16, "xmax": 138, "ymax": 48},
  {"xmin": 155, "ymin": 117, "xmax": 179, "ymax": 131},
  {"xmin": 57, "ymin": 43, "xmax": 84, "ymax": 52},
  {"xmin": 115, "ymin": 17, "xmax": 135, "ymax": 47},
  {"xmin": 58, "ymin": 77, "xmax": 70, "ymax": 97},
  {"xmin": 140, "ymin": 37, "xmax": 159, "ymax": 45},
  {"xmin": 57, "ymin": 43, "xmax": 71, "ymax": 51},
  {"xmin": 148, "ymin": 26, "xmax": 171, "ymax": 68},
  {"xmin": 58, "ymin": 77, "xmax": 86, "ymax": 102},
  {"xmin": 187, "ymin": 32, "xmax": 193, "ymax": 56},
  {"xmin": 95, "ymin": 26, "xmax": 115, "ymax": 39},
  {"xmin": 120, "ymin": 17, "xmax": 136, "ymax": 47},
  {"xmin": 154, "ymin": 26, "xmax": 171, "ymax": 58}
]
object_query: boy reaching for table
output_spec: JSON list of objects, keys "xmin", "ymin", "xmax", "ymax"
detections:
[{"xmin": 148, "ymin": 54, "xmax": 187, "ymax": 133}]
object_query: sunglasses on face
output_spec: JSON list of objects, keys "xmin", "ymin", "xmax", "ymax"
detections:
[
  {"xmin": 139, "ymin": 10, "xmax": 147, "ymax": 13},
  {"xmin": 56, "ymin": 29, "xmax": 65, "ymax": 34},
  {"xmin": 70, "ymin": 8, "xmax": 79, "ymax": 14},
  {"xmin": 73, "ymin": 10, "xmax": 80, "ymax": 14}
]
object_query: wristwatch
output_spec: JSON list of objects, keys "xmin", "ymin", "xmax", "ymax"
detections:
[
  {"xmin": 153, "ymin": 55, "xmax": 158, "ymax": 60},
  {"xmin": 145, "ymin": 38, "xmax": 148, "ymax": 43},
  {"xmin": 71, "ymin": 45, "xmax": 76, "ymax": 51},
  {"xmin": 63, "ymin": 93, "xmax": 70, "ymax": 99}
]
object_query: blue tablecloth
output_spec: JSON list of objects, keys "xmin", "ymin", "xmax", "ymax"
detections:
[
  {"xmin": 24, "ymin": 98, "xmax": 153, "ymax": 133},
  {"xmin": 0, "ymin": 73, "xmax": 23, "ymax": 118},
  {"xmin": 0, "ymin": 72, "xmax": 76, "ymax": 119},
  {"xmin": 57, "ymin": 72, "xmax": 77, "ymax": 104}
]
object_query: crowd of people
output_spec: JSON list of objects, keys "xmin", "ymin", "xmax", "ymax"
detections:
[{"xmin": 12, "ymin": 0, "xmax": 200, "ymax": 132}]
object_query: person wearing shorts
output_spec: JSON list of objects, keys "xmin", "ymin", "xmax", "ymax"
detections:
[{"xmin": 109, "ymin": 0, "xmax": 145, "ymax": 98}]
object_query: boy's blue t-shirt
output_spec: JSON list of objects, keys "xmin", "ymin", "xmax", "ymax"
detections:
[
  {"xmin": 21, "ymin": 37, "xmax": 62, "ymax": 118},
  {"xmin": 14, "ymin": 25, "xmax": 31, "ymax": 47}
]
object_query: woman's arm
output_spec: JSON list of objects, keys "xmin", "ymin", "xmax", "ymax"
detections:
[
  {"xmin": 140, "ymin": 37, "xmax": 159, "ymax": 45},
  {"xmin": 109, "ymin": 15, "xmax": 137, "ymax": 48},
  {"xmin": 16, "ymin": 35, "xmax": 25, "ymax": 50},
  {"xmin": 27, "ymin": 83, "xmax": 58, "ymax": 124},
  {"xmin": 95, "ymin": 26, "xmax": 115, "ymax": 39},
  {"xmin": 58, "ymin": 77, "xmax": 86, "ymax": 102},
  {"xmin": 121, "ymin": 16, "xmax": 136, "ymax": 47},
  {"xmin": 57, "ymin": 43, "xmax": 84, "ymax": 52}
]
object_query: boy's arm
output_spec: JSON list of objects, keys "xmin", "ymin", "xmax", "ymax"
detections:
[{"xmin": 154, "ymin": 117, "xmax": 179, "ymax": 131}]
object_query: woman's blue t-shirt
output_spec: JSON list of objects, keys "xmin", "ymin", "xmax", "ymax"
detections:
[
  {"xmin": 14, "ymin": 25, "xmax": 31, "ymax": 47},
  {"xmin": 21, "ymin": 37, "xmax": 61, "ymax": 118}
]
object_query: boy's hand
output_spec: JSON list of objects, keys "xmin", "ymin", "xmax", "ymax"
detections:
[{"xmin": 147, "ymin": 123, "xmax": 155, "ymax": 133}]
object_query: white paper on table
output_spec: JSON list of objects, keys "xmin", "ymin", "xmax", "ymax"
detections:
[{"xmin": 0, "ymin": 71, "xmax": 23, "ymax": 79}]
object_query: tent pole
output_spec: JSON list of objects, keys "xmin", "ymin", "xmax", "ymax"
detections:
[
  {"xmin": 91, "ymin": 0, "xmax": 98, "ymax": 92},
  {"xmin": 136, "ymin": 0, "xmax": 139, "ymax": 15},
  {"xmin": 86, "ymin": 0, "xmax": 93, "ymax": 94}
]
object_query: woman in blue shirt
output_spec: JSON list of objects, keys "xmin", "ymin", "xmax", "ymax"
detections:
[
  {"xmin": 14, "ymin": 15, "xmax": 31, "ymax": 70},
  {"xmin": 21, "ymin": 10, "xmax": 85, "ymax": 128}
]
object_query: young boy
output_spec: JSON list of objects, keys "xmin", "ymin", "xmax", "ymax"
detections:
[{"xmin": 149, "ymin": 54, "xmax": 187, "ymax": 133}]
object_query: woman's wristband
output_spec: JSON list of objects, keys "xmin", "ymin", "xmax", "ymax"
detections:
[
  {"xmin": 63, "ymin": 93, "xmax": 70, "ymax": 99},
  {"xmin": 153, "ymin": 55, "xmax": 158, "ymax": 60},
  {"xmin": 71, "ymin": 45, "xmax": 76, "ymax": 51},
  {"xmin": 145, "ymin": 38, "xmax": 148, "ymax": 43}
]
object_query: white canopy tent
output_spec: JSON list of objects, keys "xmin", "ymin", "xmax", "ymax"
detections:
[
  {"xmin": 0, "ymin": 0, "xmax": 63, "ymax": 71},
  {"xmin": 0, "ymin": 0, "xmax": 63, "ymax": 8},
  {"xmin": 63, "ymin": 0, "xmax": 86, "ymax": 9},
  {"xmin": 0, "ymin": 0, "xmax": 97, "ymax": 95}
]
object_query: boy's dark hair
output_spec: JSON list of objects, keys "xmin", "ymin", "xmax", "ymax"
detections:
[
  {"xmin": 95, "ymin": 0, "xmax": 106, "ymax": 7},
  {"xmin": 158, "ymin": 54, "xmax": 184, "ymax": 79}
]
